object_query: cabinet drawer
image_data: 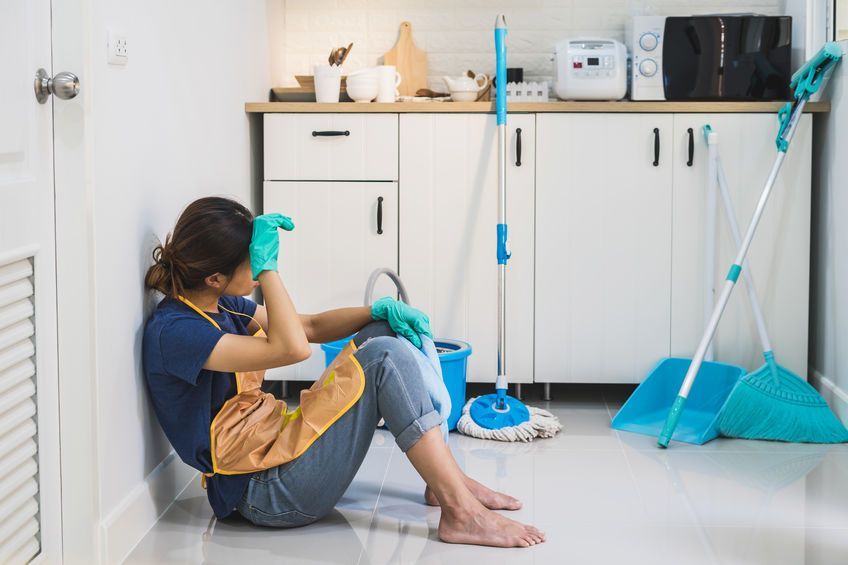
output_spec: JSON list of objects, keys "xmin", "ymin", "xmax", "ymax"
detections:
[{"xmin": 264, "ymin": 114, "xmax": 398, "ymax": 181}]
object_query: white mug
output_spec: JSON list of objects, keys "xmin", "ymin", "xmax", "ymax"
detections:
[
  {"xmin": 376, "ymin": 65, "xmax": 402, "ymax": 103},
  {"xmin": 314, "ymin": 64, "xmax": 342, "ymax": 103}
]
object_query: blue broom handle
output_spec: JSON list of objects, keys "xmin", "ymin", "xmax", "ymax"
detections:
[{"xmin": 658, "ymin": 99, "xmax": 806, "ymax": 447}]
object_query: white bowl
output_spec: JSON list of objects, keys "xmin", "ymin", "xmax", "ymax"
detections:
[
  {"xmin": 450, "ymin": 91, "xmax": 480, "ymax": 102},
  {"xmin": 347, "ymin": 67, "xmax": 379, "ymax": 80},
  {"xmin": 346, "ymin": 76, "xmax": 378, "ymax": 87},
  {"xmin": 347, "ymin": 80, "xmax": 379, "ymax": 103}
]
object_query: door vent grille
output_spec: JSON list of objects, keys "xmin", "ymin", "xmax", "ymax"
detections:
[{"xmin": 0, "ymin": 258, "xmax": 41, "ymax": 563}]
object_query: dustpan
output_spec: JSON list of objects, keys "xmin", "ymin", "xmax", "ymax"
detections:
[
  {"xmin": 611, "ymin": 358, "xmax": 744, "ymax": 444},
  {"xmin": 611, "ymin": 110, "xmax": 746, "ymax": 446}
]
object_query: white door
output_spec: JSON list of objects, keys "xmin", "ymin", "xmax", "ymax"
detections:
[
  {"xmin": 535, "ymin": 114, "xmax": 673, "ymax": 383},
  {"xmin": 399, "ymin": 114, "xmax": 535, "ymax": 384},
  {"xmin": 671, "ymin": 114, "xmax": 812, "ymax": 375},
  {"xmin": 263, "ymin": 181, "xmax": 399, "ymax": 381},
  {"xmin": 0, "ymin": 0, "xmax": 63, "ymax": 562}
]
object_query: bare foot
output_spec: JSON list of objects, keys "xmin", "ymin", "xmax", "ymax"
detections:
[
  {"xmin": 438, "ymin": 502, "xmax": 545, "ymax": 548},
  {"xmin": 425, "ymin": 477, "xmax": 522, "ymax": 510}
]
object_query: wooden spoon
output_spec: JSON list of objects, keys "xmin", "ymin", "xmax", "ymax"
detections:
[{"xmin": 338, "ymin": 42, "xmax": 354, "ymax": 66}]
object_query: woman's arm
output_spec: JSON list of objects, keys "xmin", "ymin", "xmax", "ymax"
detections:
[
  {"xmin": 306, "ymin": 306, "xmax": 372, "ymax": 343},
  {"xmin": 203, "ymin": 271, "xmax": 311, "ymax": 372},
  {"xmin": 251, "ymin": 304, "xmax": 372, "ymax": 344}
]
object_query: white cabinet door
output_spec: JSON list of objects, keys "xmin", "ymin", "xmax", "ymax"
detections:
[
  {"xmin": 671, "ymin": 114, "xmax": 811, "ymax": 375},
  {"xmin": 263, "ymin": 181, "xmax": 399, "ymax": 380},
  {"xmin": 535, "ymin": 114, "xmax": 673, "ymax": 383},
  {"xmin": 399, "ymin": 114, "xmax": 535, "ymax": 384}
]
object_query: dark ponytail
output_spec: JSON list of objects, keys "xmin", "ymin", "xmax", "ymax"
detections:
[{"xmin": 145, "ymin": 197, "xmax": 254, "ymax": 298}]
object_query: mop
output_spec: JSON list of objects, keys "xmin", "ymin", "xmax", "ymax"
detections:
[
  {"xmin": 704, "ymin": 125, "xmax": 848, "ymax": 443},
  {"xmin": 456, "ymin": 14, "xmax": 562, "ymax": 442},
  {"xmin": 658, "ymin": 42, "xmax": 846, "ymax": 447}
]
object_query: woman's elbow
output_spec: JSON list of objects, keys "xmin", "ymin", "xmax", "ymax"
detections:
[
  {"xmin": 276, "ymin": 344, "xmax": 312, "ymax": 366},
  {"xmin": 293, "ymin": 345, "xmax": 312, "ymax": 363}
]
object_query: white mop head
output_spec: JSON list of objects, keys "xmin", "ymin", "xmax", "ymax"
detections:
[{"xmin": 456, "ymin": 396, "xmax": 563, "ymax": 442}]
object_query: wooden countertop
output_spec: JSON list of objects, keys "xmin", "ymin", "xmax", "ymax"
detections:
[{"xmin": 245, "ymin": 101, "xmax": 830, "ymax": 114}]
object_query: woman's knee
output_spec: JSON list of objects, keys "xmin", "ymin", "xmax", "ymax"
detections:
[
  {"xmin": 353, "ymin": 320, "xmax": 396, "ymax": 347},
  {"xmin": 357, "ymin": 335, "xmax": 415, "ymax": 371}
]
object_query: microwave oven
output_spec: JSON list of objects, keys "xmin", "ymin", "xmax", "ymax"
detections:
[{"xmin": 628, "ymin": 15, "xmax": 792, "ymax": 101}]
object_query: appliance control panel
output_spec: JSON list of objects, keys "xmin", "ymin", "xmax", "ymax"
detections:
[
  {"xmin": 628, "ymin": 16, "xmax": 666, "ymax": 100},
  {"xmin": 554, "ymin": 39, "xmax": 627, "ymax": 100}
]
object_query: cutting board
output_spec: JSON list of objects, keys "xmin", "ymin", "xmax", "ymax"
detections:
[{"xmin": 383, "ymin": 21, "xmax": 427, "ymax": 97}]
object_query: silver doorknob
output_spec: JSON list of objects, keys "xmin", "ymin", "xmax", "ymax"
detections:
[{"xmin": 34, "ymin": 68, "xmax": 80, "ymax": 104}]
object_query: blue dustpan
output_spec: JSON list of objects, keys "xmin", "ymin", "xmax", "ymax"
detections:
[{"xmin": 612, "ymin": 358, "xmax": 745, "ymax": 445}]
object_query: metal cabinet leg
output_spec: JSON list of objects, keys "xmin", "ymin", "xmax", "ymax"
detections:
[
  {"xmin": 281, "ymin": 380, "xmax": 289, "ymax": 399},
  {"xmin": 543, "ymin": 382, "xmax": 551, "ymax": 401},
  {"xmin": 515, "ymin": 383, "xmax": 523, "ymax": 400}
]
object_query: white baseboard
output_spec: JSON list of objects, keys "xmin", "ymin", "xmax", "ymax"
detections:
[
  {"xmin": 100, "ymin": 451, "xmax": 198, "ymax": 564},
  {"xmin": 809, "ymin": 368, "xmax": 848, "ymax": 425}
]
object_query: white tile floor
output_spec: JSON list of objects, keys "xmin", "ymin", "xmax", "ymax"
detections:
[{"xmin": 126, "ymin": 388, "xmax": 848, "ymax": 564}]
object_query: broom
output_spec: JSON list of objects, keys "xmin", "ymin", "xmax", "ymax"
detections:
[{"xmin": 705, "ymin": 125, "xmax": 848, "ymax": 443}]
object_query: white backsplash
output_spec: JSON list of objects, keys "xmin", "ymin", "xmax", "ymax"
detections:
[{"xmin": 278, "ymin": 0, "xmax": 788, "ymax": 90}]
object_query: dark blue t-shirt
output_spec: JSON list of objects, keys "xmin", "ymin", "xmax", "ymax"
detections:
[{"xmin": 143, "ymin": 295, "xmax": 258, "ymax": 518}]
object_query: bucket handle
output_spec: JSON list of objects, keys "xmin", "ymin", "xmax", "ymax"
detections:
[{"xmin": 364, "ymin": 267, "xmax": 411, "ymax": 306}]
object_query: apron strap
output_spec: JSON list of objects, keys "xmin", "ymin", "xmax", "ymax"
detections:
[
  {"xmin": 178, "ymin": 295, "xmax": 264, "ymax": 336},
  {"xmin": 200, "ymin": 471, "xmax": 215, "ymax": 489},
  {"xmin": 177, "ymin": 295, "xmax": 222, "ymax": 330}
]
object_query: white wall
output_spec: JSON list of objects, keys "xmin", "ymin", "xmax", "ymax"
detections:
[
  {"xmin": 810, "ymin": 40, "xmax": 848, "ymax": 424},
  {"xmin": 277, "ymin": 0, "xmax": 788, "ymax": 89},
  {"xmin": 82, "ymin": 1, "xmax": 272, "ymax": 561},
  {"xmin": 839, "ymin": 0, "xmax": 848, "ymax": 40}
]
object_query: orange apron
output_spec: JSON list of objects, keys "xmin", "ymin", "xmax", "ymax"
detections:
[{"xmin": 178, "ymin": 297, "xmax": 366, "ymax": 481}]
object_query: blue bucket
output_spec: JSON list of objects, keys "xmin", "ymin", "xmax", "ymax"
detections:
[
  {"xmin": 320, "ymin": 336, "xmax": 472, "ymax": 431},
  {"xmin": 611, "ymin": 357, "xmax": 745, "ymax": 445}
]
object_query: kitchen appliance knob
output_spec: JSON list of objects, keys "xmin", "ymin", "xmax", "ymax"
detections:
[
  {"xmin": 639, "ymin": 33, "xmax": 658, "ymax": 51},
  {"xmin": 639, "ymin": 59, "xmax": 658, "ymax": 77}
]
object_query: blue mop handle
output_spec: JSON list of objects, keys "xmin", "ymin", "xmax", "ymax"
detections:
[
  {"xmin": 495, "ymin": 15, "xmax": 511, "ymax": 268},
  {"xmin": 495, "ymin": 16, "xmax": 507, "ymax": 126},
  {"xmin": 495, "ymin": 16, "xmax": 510, "ymax": 266}
]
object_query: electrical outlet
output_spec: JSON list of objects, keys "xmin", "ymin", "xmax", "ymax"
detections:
[{"xmin": 107, "ymin": 30, "xmax": 128, "ymax": 65}]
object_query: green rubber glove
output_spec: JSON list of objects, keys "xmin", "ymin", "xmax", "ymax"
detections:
[
  {"xmin": 371, "ymin": 296, "xmax": 433, "ymax": 349},
  {"xmin": 250, "ymin": 213, "xmax": 295, "ymax": 280}
]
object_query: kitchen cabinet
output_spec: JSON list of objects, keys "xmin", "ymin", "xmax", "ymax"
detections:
[
  {"xmin": 670, "ymin": 114, "xmax": 811, "ymax": 376},
  {"xmin": 263, "ymin": 181, "xmax": 398, "ymax": 381},
  {"xmin": 535, "ymin": 114, "xmax": 674, "ymax": 383},
  {"xmin": 398, "ymin": 114, "xmax": 535, "ymax": 384},
  {"xmin": 258, "ymin": 107, "xmax": 814, "ymax": 386}
]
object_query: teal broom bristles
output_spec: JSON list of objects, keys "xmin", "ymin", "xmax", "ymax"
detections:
[{"xmin": 717, "ymin": 354, "xmax": 848, "ymax": 443}]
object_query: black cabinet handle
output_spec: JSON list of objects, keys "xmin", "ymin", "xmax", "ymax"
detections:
[
  {"xmin": 312, "ymin": 130, "xmax": 350, "ymax": 137},
  {"xmin": 687, "ymin": 128, "xmax": 694, "ymax": 167},
  {"xmin": 653, "ymin": 128, "xmax": 660, "ymax": 167},
  {"xmin": 376, "ymin": 196, "xmax": 383, "ymax": 235},
  {"xmin": 515, "ymin": 128, "xmax": 522, "ymax": 167}
]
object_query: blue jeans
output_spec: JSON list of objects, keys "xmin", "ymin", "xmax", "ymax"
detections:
[{"xmin": 237, "ymin": 320, "xmax": 442, "ymax": 528}]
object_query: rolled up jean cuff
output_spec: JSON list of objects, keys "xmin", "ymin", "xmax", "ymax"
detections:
[{"xmin": 395, "ymin": 409, "xmax": 443, "ymax": 452}]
